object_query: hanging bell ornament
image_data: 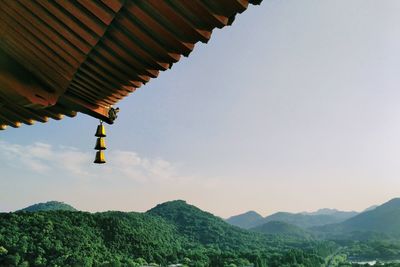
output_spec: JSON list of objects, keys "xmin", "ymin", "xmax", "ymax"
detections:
[
  {"xmin": 94, "ymin": 137, "xmax": 106, "ymax": 150},
  {"xmin": 94, "ymin": 120, "xmax": 108, "ymax": 164},
  {"xmin": 95, "ymin": 122, "xmax": 106, "ymax": 137},
  {"xmin": 94, "ymin": 150, "xmax": 106, "ymax": 164}
]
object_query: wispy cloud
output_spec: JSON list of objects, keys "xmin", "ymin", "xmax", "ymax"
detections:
[
  {"xmin": 102, "ymin": 150, "xmax": 178, "ymax": 183},
  {"xmin": 0, "ymin": 141, "xmax": 180, "ymax": 183}
]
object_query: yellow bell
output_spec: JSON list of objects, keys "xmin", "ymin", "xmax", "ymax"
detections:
[
  {"xmin": 94, "ymin": 137, "xmax": 106, "ymax": 150},
  {"xmin": 94, "ymin": 150, "xmax": 106, "ymax": 164},
  {"xmin": 95, "ymin": 123, "xmax": 106, "ymax": 137}
]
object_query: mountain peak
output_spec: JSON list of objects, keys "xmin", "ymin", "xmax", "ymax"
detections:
[
  {"xmin": 301, "ymin": 208, "xmax": 357, "ymax": 216},
  {"xmin": 153, "ymin": 199, "xmax": 187, "ymax": 207},
  {"xmin": 147, "ymin": 200, "xmax": 263, "ymax": 249},
  {"xmin": 226, "ymin": 210, "xmax": 264, "ymax": 229},
  {"xmin": 147, "ymin": 200, "xmax": 203, "ymax": 217},
  {"xmin": 314, "ymin": 208, "xmax": 339, "ymax": 215},
  {"xmin": 241, "ymin": 210, "xmax": 262, "ymax": 216},
  {"xmin": 18, "ymin": 201, "xmax": 77, "ymax": 212}
]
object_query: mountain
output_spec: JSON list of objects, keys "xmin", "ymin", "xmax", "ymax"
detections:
[
  {"xmin": 301, "ymin": 208, "xmax": 341, "ymax": 215},
  {"xmin": 262, "ymin": 211, "xmax": 354, "ymax": 229},
  {"xmin": 0, "ymin": 210, "xmax": 185, "ymax": 266},
  {"xmin": 251, "ymin": 221, "xmax": 312, "ymax": 239},
  {"xmin": 226, "ymin": 210, "xmax": 264, "ymax": 229},
  {"xmin": 18, "ymin": 201, "xmax": 77, "ymax": 212},
  {"xmin": 313, "ymin": 198, "xmax": 400, "ymax": 238},
  {"xmin": 302, "ymin": 208, "xmax": 358, "ymax": 218},
  {"xmin": 146, "ymin": 200, "xmax": 266, "ymax": 250},
  {"xmin": 146, "ymin": 200, "xmax": 328, "ymax": 265},
  {"xmin": 0, "ymin": 200, "xmax": 329, "ymax": 266},
  {"xmin": 227, "ymin": 209, "xmax": 358, "ymax": 230},
  {"xmin": 363, "ymin": 205, "xmax": 378, "ymax": 212}
]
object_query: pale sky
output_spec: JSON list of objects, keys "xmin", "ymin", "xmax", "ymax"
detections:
[{"xmin": 1, "ymin": 1, "xmax": 400, "ymax": 218}]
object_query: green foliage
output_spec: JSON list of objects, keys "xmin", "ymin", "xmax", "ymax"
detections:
[
  {"xmin": 226, "ymin": 211, "xmax": 264, "ymax": 229},
  {"xmin": 340, "ymin": 198, "xmax": 400, "ymax": 236},
  {"xmin": 227, "ymin": 209, "xmax": 358, "ymax": 230},
  {"xmin": 251, "ymin": 221, "xmax": 312, "ymax": 239},
  {"xmin": 147, "ymin": 200, "xmax": 269, "ymax": 250},
  {"xmin": 262, "ymin": 211, "xmax": 356, "ymax": 229},
  {"xmin": 0, "ymin": 246, "xmax": 7, "ymax": 256},
  {"xmin": 0, "ymin": 201, "xmax": 338, "ymax": 266},
  {"xmin": 313, "ymin": 198, "xmax": 400, "ymax": 239},
  {"xmin": 18, "ymin": 201, "xmax": 77, "ymax": 212},
  {"xmin": 0, "ymin": 211, "xmax": 184, "ymax": 266},
  {"xmin": 344, "ymin": 240, "xmax": 400, "ymax": 261}
]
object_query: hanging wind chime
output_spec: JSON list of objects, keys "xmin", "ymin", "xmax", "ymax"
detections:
[
  {"xmin": 93, "ymin": 107, "xmax": 119, "ymax": 164},
  {"xmin": 94, "ymin": 121, "xmax": 106, "ymax": 164}
]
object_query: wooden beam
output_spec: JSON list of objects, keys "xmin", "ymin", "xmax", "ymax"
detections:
[
  {"xmin": 60, "ymin": 94, "xmax": 115, "ymax": 124},
  {"xmin": 0, "ymin": 48, "xmax": 59, "ymax": 107}
]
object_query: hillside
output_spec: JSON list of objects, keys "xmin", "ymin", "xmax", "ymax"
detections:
[
  {"xmin": 0, "ymin": 210, "xmax": 184, "ymax": 266},
  {"xmin": 0, "ymin": 200, "xmax": 330, "ymax": 267},
  {"xmin": 226, "ymin": 210, "xmax": 264, "ymax": 229},
  {"xmin": 146, "ymin": 200, "xmax": 266, "ymax": 250},
  {"xmin": 262, "ymin": 211, "xmax": 353, "ymax": 229},
  {"xmin": 302, "ymin": 208, "xmax": 342, "ymax": 216},
  {"xmin": 18, "ymin": 201, "xmax": 77, "ymax": 212},
  {"xmin": 226, "ymin": 209, "xmax": 358, "ymax": 230},
  {"xmin": 301, "ymin": 209, "xmax": 358, "ymax": 220},
  {"xmin": 251, "ymin": 221, "xmax": 312, "ymax": 239},
  {"xmin": 363, "ymin": 205, "xmax": 378, "ymax": 212},
  {"xmin": 313, "ymin": 198, "xmax": 400, "ymax": 238}
]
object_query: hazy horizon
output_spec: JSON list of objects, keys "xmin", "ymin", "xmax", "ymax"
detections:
[
  {"xmin": 6, "ymin": 197, "xmax": 391, "ymax": 219},
  {"xmin": 2, "ymin": 1, "xmax": 400, "ymax": 218}
]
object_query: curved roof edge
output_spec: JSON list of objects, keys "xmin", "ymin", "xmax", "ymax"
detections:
[{"xmin": 0, "ymin": 0, "xmax": 263, "ymax": 130}]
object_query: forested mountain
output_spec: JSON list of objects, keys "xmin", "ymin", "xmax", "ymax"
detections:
[
  {"xmin": 226, "ymin": 208, "xmax": 358, "ymax": 230},
  {"xmin": 251, "ymin": 221, "xmax": 312, "ymax": 239},
  {"xmin": 0, "ymin": 211, "xmax": 184, "ymax": 266},
  {"xmin": 0, "ymin": 200, "xmax": 335, "ymax": 267},
  {"xmin": 146, "ymin": 200, "xmax": 335, "ymax": 265},
  {"xmin": 18, "ymin": 201, "xmax": 77, "ymax": 212},
  {"xmin": 341, "ymin": 198, "xmax": 400, "ymax": 235},
  {"xmin": 314, "ymin": 198, "xmax": 400, "ymax": 238},
  {"xmin": 2, "ymin": 199, "xmax": 398, "ymax": 266},
  {"xmin": 146, "ymin": 200, "xmax": 267, "ymax": 250},
  {"xmin": 225, "ymin": 211, "xmax": 264, "ymax": 229},
  {"xmin": 262, "ymin": 211, "xmax": 353, "ymax": 229},
  {"xmin": 301, "ymin": 208, "xmax": 358, "ymax": 220},
  {"xmin": 363, "ymin": 205, "xmax": 378, "ymax": 212},
  {"xmin": 302, "ymin": 208, "xmax": 342, "ymax": 215}
]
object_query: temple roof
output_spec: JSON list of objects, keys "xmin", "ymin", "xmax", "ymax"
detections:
[{"xmin": 0, "ymin": 0, "xmax": 261, "ymax": 130}]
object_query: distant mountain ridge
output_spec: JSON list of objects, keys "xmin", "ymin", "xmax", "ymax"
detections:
[
  {"xmin": 301, "ymin": 208, "xmax": 340, "ymax": 215},
  {"xmin": 251, "ymin": 221, "xmax": 312, "ymax": 239},
  {"xmin": 313, "ymin": 198, "xmax": 400, "ymax": 238},
  {"xmin": 17, "ymin": 198, "xmax": 400, "ymax": 240},
  {"xmin": 363, "ymin": 205, "xmax": 378, "ymax": 212},
  {"xmin": 301, "ymin": 208, "xmax": 358, "ymax": 217},
  {"xmin": 227, "ymin": 208, "xmax": 358, "ymax": 229},
  {"xmin": 226, "ymin": 210, "xmax": 264, "ymax": 229},
  {"xmin": 18, "ymin": 201, "xmax": 77, "ymax": 212},
  {"xmin": 262, "ymin": 211, "xmax": 356, "ymax": 229}
]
